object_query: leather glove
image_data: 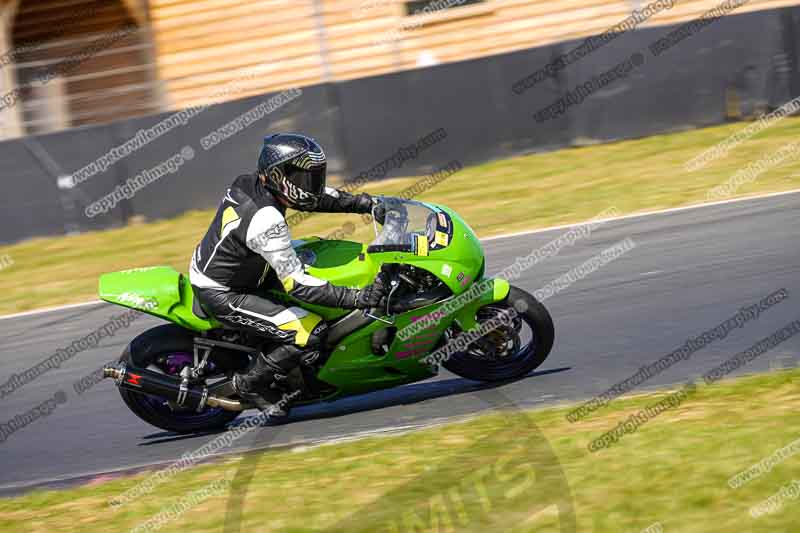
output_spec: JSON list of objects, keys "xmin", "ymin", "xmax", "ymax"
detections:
[
  {"xmin": 353, "ymin": 269, "xmax": 391, "ymax": 309},
  {"xmin": 353, "ymin": 193, "xmax": 375, "ymax": 214}
]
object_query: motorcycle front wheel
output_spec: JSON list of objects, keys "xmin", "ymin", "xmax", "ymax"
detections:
[{"xmin": 442, "ymin": 285, "xmax": 555, "ymax": 382}]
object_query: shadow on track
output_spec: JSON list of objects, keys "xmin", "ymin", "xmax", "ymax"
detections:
[{"xmin": 137, "ymin": 367, "xmax": 571, "ymax": 445}]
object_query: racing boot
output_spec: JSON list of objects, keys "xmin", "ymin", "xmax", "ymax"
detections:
[{"xmin": 232, "ymin": 344, "xmax": 307, "ymax": 418}]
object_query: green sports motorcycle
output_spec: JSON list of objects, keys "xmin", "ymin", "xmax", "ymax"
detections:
[{"xmin": 100, "ymin": 197, "xmax": 554, "ymax": 433}]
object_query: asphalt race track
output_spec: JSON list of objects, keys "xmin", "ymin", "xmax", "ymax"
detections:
[{"xmin": 1, "ymin": 192, "xmax": 799, "ymax": 494}]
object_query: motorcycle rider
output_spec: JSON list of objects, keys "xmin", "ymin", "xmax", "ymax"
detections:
[{"xmin": 190, "ymin": 133, "xmax": 388, "ymax": 415}]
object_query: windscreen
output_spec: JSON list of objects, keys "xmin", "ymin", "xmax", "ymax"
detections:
[{"xmin": 370, "ymin": 197, "xmax": 438, "ymax": 248}]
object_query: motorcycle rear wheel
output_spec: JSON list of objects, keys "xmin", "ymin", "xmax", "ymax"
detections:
[{"xmin": 118, "ymin": 325, "xmax": 242, "ymax": 434}]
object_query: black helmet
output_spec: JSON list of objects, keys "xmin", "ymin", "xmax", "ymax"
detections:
[{"xmin": 257, "ymin": 133, "xmax": 327, "ymax": 209}]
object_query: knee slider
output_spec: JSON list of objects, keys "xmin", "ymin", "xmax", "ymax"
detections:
[{"xmin": 305, "ymin": 322, "xmax": 328, "ymax": 349}]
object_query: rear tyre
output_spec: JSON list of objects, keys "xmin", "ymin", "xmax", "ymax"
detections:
[
  {"xmin": 442, "ymin": 285, "xmax": 554, "ymax": 382},
  {"xmin": 118, "ymin": 325, "xmax": 242, "ymax": 433}
]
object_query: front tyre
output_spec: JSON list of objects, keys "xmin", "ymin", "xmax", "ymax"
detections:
[
  {"xmin": 442, "ymin": 285, "xmax": 554, "ymax": 382},
  {"xmin": 118, "ymin": 325, "xmax": 242, "ymax": 433}
]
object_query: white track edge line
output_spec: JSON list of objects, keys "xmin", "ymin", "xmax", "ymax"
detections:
[
  {"xmin": 481, "ymin": 188, "xmax": 800, "ymax": 241},
  {"xmin": 0, "ymin": 300, "xmax": 103, "ymax": 321}
]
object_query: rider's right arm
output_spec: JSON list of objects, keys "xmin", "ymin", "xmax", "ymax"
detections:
[
  {"xmin": 245, "ymin": 206, "xmax": 360, "ymax": 309},
  {"xmin": 308, "ymin": 187, "xmax": 374, "ymax": 214}
]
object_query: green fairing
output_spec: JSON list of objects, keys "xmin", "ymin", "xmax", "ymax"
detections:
[
  {"xmin": 97, "ymin": 200, "xmax": 511, "ymax": 399},
  {"xmin": 316, "ymin": 278, "xmax": 510, "ymax": 397},
  {"xmin": 98, "ymin": 266, "xmax": 221, "ymax": 331}
]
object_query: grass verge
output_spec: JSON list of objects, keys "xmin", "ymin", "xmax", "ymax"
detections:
[
  {"xmin": 2, "ymin": 369, "xmax": 800, "ymax": 532},
  {"xmin": 0, "ymin": 117, "xmax": 799, "ymax": 315}
]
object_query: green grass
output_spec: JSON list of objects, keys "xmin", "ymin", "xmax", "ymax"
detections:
[
  {"xmin": 0, "ymin": 117, "xmax": 799, "ymax": 315},
  {"xmin": 2, "ymin": 369, "xmax": 800, "ymax": 532}
]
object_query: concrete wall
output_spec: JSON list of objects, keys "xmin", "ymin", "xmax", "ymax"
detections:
[{"xmin": 0, "ymin": 5, "xmax": 798, "ymax": 244}]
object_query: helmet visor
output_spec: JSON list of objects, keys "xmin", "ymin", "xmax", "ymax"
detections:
[{"xmin": 283, "ymin": 164, "xmax": 326, "ymax": 209}]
